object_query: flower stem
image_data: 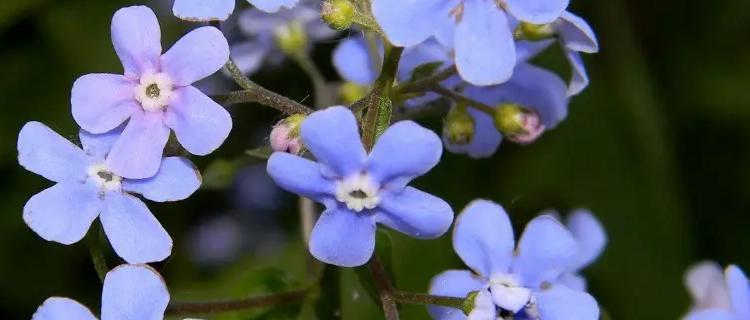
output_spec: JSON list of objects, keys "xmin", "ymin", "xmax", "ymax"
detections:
[
  {"xmin": 368, "ymin": 255, "xmax": 400, "ymax": 320},
  {"xmin": 165, "ymin": 288, "xmax": 311, "ymax": 316},
  {"xmin": 394, "ymin": 65, "xmax": 457, "ymax": 94},
  {"xmin": 391, "ymin": 291, "xmax": 465, "ymax": 309},
  {"xmin": 85, "ymin": 223, "xmax": 108, "ymax": 282},
  {"xmin": 431, "ymin": 85, "xmax": 496, "ymax": 115},
  {"xmin": 223, "ymin": 58, "xmax": 313, "ymax": 115},
  {"xmin": 359, "ymin": 45, "xmax": 404, "ymax": 150}
]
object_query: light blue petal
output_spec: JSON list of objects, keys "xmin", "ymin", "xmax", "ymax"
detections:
[
  {"xmin": 685, "ymin": 261, "xmax": 731, "ymax": 309},
  {"xmin": 534, "ymin": 285, "xmax": 599, "ymax": 320},
  {"xmin": 495, "ymin": 63, "xmax": 569, "ymax": 128},
  {"xmin": 107, "ymin": 111, "xmax": 170, "ymax": 179},
  {"xmin": 333, "ymin": 37, "xmax": 377, "ymax": 85},
  {"xmin": 23, "ymin": 183, "xmax": 101, "ymax": 245},
  {"xmin": 300, "ymin": 106, "xmax": 367, "ymax": 178},
  {"xmin": 266, "ymin": 152, "xmax": 336, "ymax": 203},
  {"xmin": 173, "ymin": 0, "xmax": 235, "ymax": 22},
  {"xmin": 237, "ymin": 8, "xmax": 288, "ymax": 34},
  {"xmin": 71, "ymin": 73, "xmax": 139, "ymax": 134},
  {"xmin": 428, "ymin": 270, "xmax": 488, "ymax": 320},
  {"xmin": 566, "ymin": 209, "xmax": 606, "ymax": 272},
  {"xmin": 230, "ymin": 41, "xmax": 271, "ymax": 75},
  {"xmin": 558, "ymin": 11, "xmax": 599, "ymax": 53},
  {"xmin": 565, "ymin": 50, "xmax": 590, "ymax": 96},
  {"xmin": 367, "ymin": 121, "xmax": 442, "ymax": 188},
  {"xmin": 397, "ymin": 39, "xmax": 452, "ymax": 82},
  {"xmin": 309, "ymin": 206, "xmax": 376, "ymax": 267},
  {"xmin": 685, "ymin": 310, "xmax": 737, "ymax": 320},
  {"xmin": 100, "ymin": 193, "xmax": 172, "ymax": 263},
  {"xmin": 161, "ymin": 26, "xmax": 229, "ymax": 86},
  {"xmin": 32, "ymin": 297, "xmax": 96, "ymax": 320},
  {"xmin": 443, "ymin": 87, "xmax": 503, "ymax": 158},
  {"xmin": 505, "ymin": 0, "xmax": 569, "ymax": 24},
  {"xmin": 558, "ymin": 272, "xmax": 587, "ymax": 291},
  {"xmin": 375, "ymin": 186, "xmax": 453, "ymax": 239},
  {"xmin": 371, "ymin": 0, "xmax": 449, "ymax": 47},
  {"xmin": 726, "ymin": 265, "xmax": 750, "ymax": 319},
  {"xmin": 18, "ymin": 122, "xmax": 89, "ymax": 183},
  {"xmin": 453, "ymin": 200, "xmax": 515, "ymax": 278},
  {"xmin": 512, "ymin": 215, "xmax": 577, "ymax": 288},
  {"xmin": 454, "ymin": 0, "xmax": 515, "ymax": 85},
  {"xmin": 101, "ymin": 264, "xmax": 169, "ymax": 320},
  {"xmin": 164, "ymin": 85, "xmax": 232, "ymax": 156},
  {"xmin": 516, "ymin": 39, "xmax": 555, "ymax": 62},
  {"xmin": 79, "ymin": 125, "xmax": 125, "ymax": 162},
  {"xmin": 111, "ymin": 6, "xmax": 162, "ymax": 79},
  {"xmin": 248, "ymin": 0, "xmax": 299, "ymax": 13},
  {"xmin": 122, "ymin": 157, "xmax": 201, "ymax": 202}
]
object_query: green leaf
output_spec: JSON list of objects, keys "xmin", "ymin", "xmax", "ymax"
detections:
[
  {"xmin": 374, "ymin": 97, "xmax": 393, "ymax": 139},
  {"xmin": 408, "ymin": 61, "xmax": 444, "ymax": 82}
]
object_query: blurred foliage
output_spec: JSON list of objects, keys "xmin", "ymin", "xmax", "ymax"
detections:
[{"xmin": 1, "ymin": 0, "xmax": 750, "ymax": 319}]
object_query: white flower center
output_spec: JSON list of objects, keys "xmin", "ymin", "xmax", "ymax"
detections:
[
  {"xmin": 335, "ymin": 173, "xmax": 380, "ymax": 212},
  {"xmin": 134, "ymin": 72, "xmax": 174, "ymax": 112},
  {"xmin": 489, "ymin": 273, "xmax": 532, "ymax": 313},
  {"xmin": 87, "ymin": 163, "xmax": 122, "ymax": 192}
]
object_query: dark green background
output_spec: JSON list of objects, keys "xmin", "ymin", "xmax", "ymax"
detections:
[{"xmin": 1, "ymin": 0, "xmax": 749, "ymax": 319}]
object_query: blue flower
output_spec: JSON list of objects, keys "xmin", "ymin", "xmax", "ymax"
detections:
[
  {"xmin": 684, "ymin": 262, "xmax": 750, "ymax": 320},
  {"xmin": 18, "ymin": 122, "xmax": 201, "ymax": 263},
  {"xmin": 557, "ymin": 209, "xmax": 607, "ymax": 291},
  {"xmin": 71, "ymin": 6, "xmax": 231, "ymax": 179},
  {"xmin": 371, "ymin": 0, "xmax": 569, "ymax": 85},
  {"xmin": 444, "ymin": 63, "xmax": 569, "ymax": 158},
  {"xmin": 429, "ymin": 200, "xmax": 599, "ymax": 320},
  {"xmin": 266, "ymin": 106, "xmax": 454, "ymax": 267},
  {"xmin": 32, "ymin": 264, "xmax": 170, "ymax": 320},
  {"xmin": 556, "ymin": 11, "xmax": 599, "ymax": 96},
  {"xmin": 173, "ymin": 0, "xmax": 300, "ymax": 21},
  {"xmin": 230, "ymin": 1, "xmax": 338, "ymax": 75}
]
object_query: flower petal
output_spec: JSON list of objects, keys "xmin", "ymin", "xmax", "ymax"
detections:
[
  {"xmin": 18, "ymin": 122, "xmax": 89, "ymax": 183},
  {"xmin": 248, "ymin": 0, "xmax": 300, "ymax": 13},
  {"xmin": 309, "ymin": 206, "xmax": 376, "ymax": 267},
  {"xmin": 467, "ymin": 290, "xmax": 497, "ymax": 320},
  {"xmin": 566, "ymin": 209, "xmax": 606, "ymax": 271},
  {"xmin": 300, "ymin": 106, "xmax": 367, "ymax": 178},
  {"xmin": 371, "ymin": 0, "xmax": 450, "ymax": 47},
  {"xmin": 23, "ymin": 183, "xmax": 101, "ymax": 245},
  {"xmin": 122, "ymin": 157, "xmax": 201, "ymax": 202},
  {"xmin": 375, "ymin": 187, "xmax": 453, "ymax": 239},
  {"xmin": 428, "ymin": 270, "xmax": 488, "ymax": 320},
  {"xmin": 558, "ymin": 11, "xmax": 598, "ymax": 53},
  {"xmin": 495, "ymin": 63, "xmax": 568, "ymax": 128},
  {"xmin": 505, "ymin": 0, "xmax": 569, "ymax": 24},
  {"xmin": 534, "ymin": 285, "xmax": 599, "ymax": 320},
  {"xmin": 71, "ymin": 74, "xmax": 139, "ymax": 134},
  {"xmin": 367, "ymin": 121, "xmax": 442, "ymax": 188},
  {"xmin": 558, "ymin": 272, "xmax": 587, "ymax": 291},
  {"xmin": 106, "ymin": 112, "xmax": 170, "ymax": 179},
  {"xmin": 165, "ymin": 86, "xmax": 232, "ymax": 156},
  {"xmin": 455, "ymin": 0, "xmax": 515, "ymax": 86},
  {"xmin": 513, "ymin": 215, "xmax": 577, "ymax": 287},
  {"xmin": 333, "ymin": 38, "xmax": 377, "ymax": 85},
  {"xmin": 516, "ymin": 39, "xmax": 555, "ymax": 62},
  {"xmin": 173, "ymin": 0, "xmax": 235, "ymax": 22},
  {"xmin": 685, "ymin": 261, "xmax": 731, "ymax": 310},
  {"xmin": 726, "ymin": 265, "xmax": 750, "ymax": 319},
  {"xmin": 266, "ymin": 152, "xmax": 336, "ymax": 203},
  {"xmin": 453, "ymin": 200, "xmax": 515, "ymax": 278},
  {"xmin": 32, "ymin": 297, "xmax": 96, "ymax": 320},
  {"xmin": 684, "ymin": 310, "xmax": 737, "ymax": 320},
  {"xmin": 111, "ymin": 6, "xmax": 162, "ymax": 78},
  {"xmin": 79, "ymin": 125, "xmax": 125, "ymax": 162},
  {"xmin": 397, "ymin": 39, "xmax": 452, "ymax": 82},
  {"xmin": 442, "ymin": 107, "xmax": 503, "ymax": 159},
  {"xmin": 161, "ymin": 26, "xmax": 230, "ymax": 86},
  {"xmin": 230, "ymin": 41, "xmax": 271, "ymax": 75},
  {"xmin": 100, "ymin": 193, "xmax": 172, "ymax": 263},
  {"xmin": 565, "ymin": 50, "xmax": 590, "ymax": 97},
  {"xmin": 101, "ymin": 264, "xmax": 169, "ymax": 320}
]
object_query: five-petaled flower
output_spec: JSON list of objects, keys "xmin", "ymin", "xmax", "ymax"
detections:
[
  {"xmin": 71, "ymin": 6, "xmax": 232, "ymax": 179},
  {"xmin": 683, "ymin": 261, "xmax": 750, "ymax": 320},
  {"xmin": 173, "ymin": 0, "xmax": 301, "ymax": 21},
  {"xmin": 32, "ymin": 264, "xmax": 170, "ymax": 320},
  {"xmin": 18, "ymin": 122, "xmax": 201, "ymax": 263},
  {"xmin": 429, "ymin": 200, "xmax": 599, "ymax": 320},
  {"xmin": 557, "ymin": 209, "xmax": 607, "ymax": 292},
  {"xmin": 266, "ymin": 106, "xmax": 454, "ymax": 267}
]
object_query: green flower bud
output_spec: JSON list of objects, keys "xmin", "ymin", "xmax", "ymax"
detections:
[
  {"xmin": 443, "ymin": 105, "xmax": 475, "ymax": 145},
  {"xmin": 493, "ymin": 103, "xmax": 545, "ymax": 145},
  {"xmin": 322, "ymin": 0, "xmax": 355, "ymax": 31},
  {"xmin": 339, "ymin": 82, "xmax": 368, "ymax": 105},
  {"xmin": 514, "ymin": 21, "xmax": 556, "ymax": 41},
  {"xmin": 275, "ymin": 21, "xmax": 308, "ymax": 56}
]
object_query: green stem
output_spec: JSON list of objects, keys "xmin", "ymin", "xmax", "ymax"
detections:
[
  {"xmin": 391, "ymin": 291, "xmax": 465, "ymax": 309},
  {"xmin": 431, "ymin": 85, "xmax": 495, "ymax": 115},
  {"xmin": 223, "ymin": 59, "xmax": 313, "ymax": 115},
  {"xmin": 85, "ymin": 224, "xmax": 108, "ymax": 282},
  {"xmin": 368, "ymin": 256, "xmax": 399, "ymax": 320},
  {"xmin": 165, "ymin": 288, "xmax": 311, "ymax": 316},
  {"xmin": 394, "ymin": 65, "xmax": 457, "ymax": 94},
  {"xmin": 359, "ymin": 46, "xmax": 404, "ymax": 150}
]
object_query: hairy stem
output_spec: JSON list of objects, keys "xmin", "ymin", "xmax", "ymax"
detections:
[
  {"xmin": 368, "ymin": 256, "xmax": 399, "ymax": 320},
  {"xmin": 431, "ymin": 85, "xmax": 495, "ymax": 115},
  {"xmin": 391, "ymin": 291, "xmax": 465, "ymax": 309},
  {"xmin": 394, "ymin": 65, "xmax": 457, "ymax": 94},
  {"xmin": 223, "ymin": 59, "xmax": 313, "ymax": 115},
  {"xmin": 166, "ymin": 288, "xmax": 311, "ymax": 316}
]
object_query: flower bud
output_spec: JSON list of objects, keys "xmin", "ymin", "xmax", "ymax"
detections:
[
  {"xmin": 443, "ymin": 105, "xmax": 475, "ymax": 145},
  {"xmin": 274, "ymin": 21, "xmax": 308, "ymax": 56},
  {"xmin": 513, "ymin": 21, "xmax": 556, "ymax": 41},
  {"xmin": 339, "ymin": 82, "xmax": 368, "ymax": 105},
  {"xmin": 322, "ymin": 0, "xmax": 355, "ymax": 31},
  {"xmin": 493, "ymin": 103, "xmax": 545, "ymax": 145},
  {"xmin": 270, "ymin": 114, "xmax": 306, "ymax": 154}
]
